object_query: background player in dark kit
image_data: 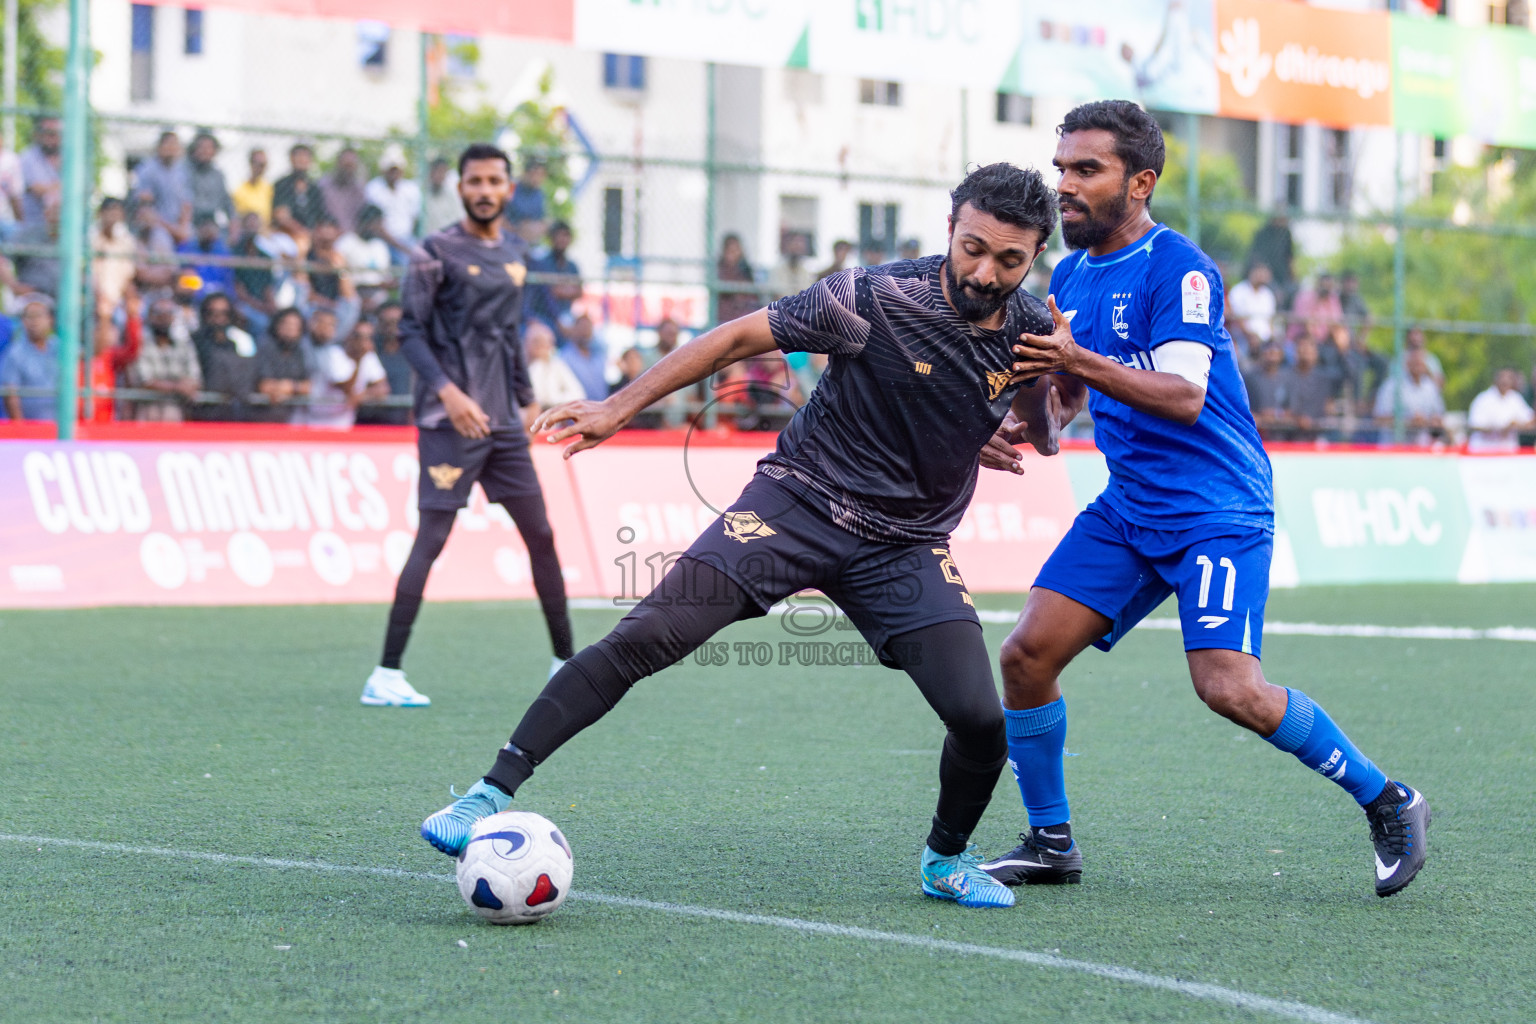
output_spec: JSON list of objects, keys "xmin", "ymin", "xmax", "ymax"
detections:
[
  {"xmin": 359, "ymin": 144, "xmax": 574, "ymax": 708},
  {"xmin": 421, "ymin": 163, "xmax": 1063, "ymax": 908}
]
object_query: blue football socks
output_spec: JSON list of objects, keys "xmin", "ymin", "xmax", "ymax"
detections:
[
  {"xmin": 1003, "ymin": 698, "xmax": 1070, "ymax": 827},
  {"xmin": 1264, "ymin": 687, "xmax": 1388, "ymax": 806}
]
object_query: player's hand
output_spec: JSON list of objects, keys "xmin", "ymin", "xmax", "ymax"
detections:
[
  {"xmin": 979, "ymin": 414, "xmax": 1027, "ymax": 474},
  {"xmin": 533, "ymin": 399, "xmax": 628, "ymax": 459},
  {"xmin": 1012, "ymin": 295, "xmax": 1079, "ymax": 377},
  {"xmin": 520, "ymin": 403, "xmax": 541, "ymax": 432},
  {"xmin": 1021, "ymin": 381, "xmax": 1064, "ymax": 457},
  {"xmin": 440, "ymin": 382, "xmax": 491, "ymax": 439}
]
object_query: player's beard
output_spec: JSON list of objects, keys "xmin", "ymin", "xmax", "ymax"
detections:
[
  {"xmin": 465, "ymin": 197, "xmax": 506, "ymax": 227},
  {"xmin": 1061, "ymin": 176, "xmax": 1130, "ymax": 251},
  {"xmin": 943, "ymin": 254, "xmax": 1015, "ymax": 323}
]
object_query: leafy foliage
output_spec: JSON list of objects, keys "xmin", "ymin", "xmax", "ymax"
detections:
[
  {"xmin": 1334, "ymin": 159, "xmax": 1536, "ymax": 408},
  {"xmin": 5, "ymin": 0, "xmax": 65, "ymax": 114},
  {"xmin": 1152, "ymin": 135, "xmax": 1261, "ymax": 271},
  {"xmin": 421, "ymin": 63, "xmax": 575, "ymax": 225}
]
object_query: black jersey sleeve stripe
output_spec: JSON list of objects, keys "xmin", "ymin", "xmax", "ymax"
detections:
[{"xmin": 766, "ymin": 269, "xmax": 871, "ymax": 356}]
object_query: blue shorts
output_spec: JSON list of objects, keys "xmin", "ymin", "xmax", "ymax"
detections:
[
  {"xmin": 1033, "ymin": 499, "xmax": 1272, "ymax": 658},
  {"xmin": 680, "ymin": 472, "xmax": 981, "ymax": 666}
]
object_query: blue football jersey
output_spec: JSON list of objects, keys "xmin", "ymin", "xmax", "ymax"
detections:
[{"xmin": 1048, "ymin": 225, "xmax": 1274, "ymax": 530}]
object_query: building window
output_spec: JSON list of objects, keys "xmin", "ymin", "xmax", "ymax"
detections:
[
  {"xmin": 995, "ymin": 92, "xmax": 1033, "ymax": 126},
  {"xmin": 603, "ymin": 54, "xmax": 646, "ymax": 91},
  {"xmin": 858, "ymin": 79, "xmax": 901, "ymax": 107},
  {"xmin": 357, "ymin": 21, "xmax": 390, "ymax": 69},
  {"xmin": 183, "ymin": 8, "xmax": 203, "ymax": 55},
  {"xmin": 1278, "ymin": 123, "xmax": 1305, "ymax": 210},
  {"xmin": 784, "ymin": 69, "xmax": 823, "ymax": 105},
  {"xmin": 778, "ymin": 195, "xmax": 818, "ymax": 258},
  {"xmin": 603, "ymin": 187, "xmax": 624, "ymax": 256},
  {"xmin": 130, "ymin": 4, "xmax": 155, "ymax": 102},
  {"xmin": 1325, "ymin": 128, "xmax": 1353, "ymax": 211},
  {"xmin": 858, "ymin": 202, "xmax": 899, "ymax": 259}
]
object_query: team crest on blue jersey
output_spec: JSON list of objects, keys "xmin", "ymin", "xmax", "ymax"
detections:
[
  {"xmin": 505, "ymin": 262, "xmax": 527, "ymax": 286},
  {"xmin": 986, "ymin": 370, "xmax": 1011, "ymax": 401},
  {"xmin": 723, "ymin": 511, "xmax": 776, "ymax": 543},
  {"xmin": 1111, "ymin": 292, "xmax": 1132, "ymax": 340}
]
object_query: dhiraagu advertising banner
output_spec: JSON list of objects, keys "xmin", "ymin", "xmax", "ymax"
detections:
[
  {"xmin": 1390, "ymin": 15, "xmax": 1536, "ymax": 150},
  {"xmin": 1270, "ymin": 454, "xmax": 1469, "ymax": 585}
]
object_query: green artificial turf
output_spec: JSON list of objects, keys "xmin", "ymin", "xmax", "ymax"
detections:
[{"xmin": 2, "ymin": 585, "xmax": 1533, "ymax": 1022}]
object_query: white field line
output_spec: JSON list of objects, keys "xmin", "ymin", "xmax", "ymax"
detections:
[
  {"xmin": 571, "ymin": 597, "xmax": 1536, "ymax": 643},
  {"xmin": 0, "ymin": 833, "xmax": 1376, "ymax": 1024}
]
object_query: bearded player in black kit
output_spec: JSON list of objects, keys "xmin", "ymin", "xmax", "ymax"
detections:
[
  {"xmin": 421, "ymin": 162, "xmax": 1065, "ymax": 909},
  {"xmin": 359, "ymin": 144, "xmax": 574, "ymax": 708}
]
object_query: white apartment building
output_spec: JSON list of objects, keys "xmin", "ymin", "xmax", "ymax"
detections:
[{"xmin": 79, "ymin": 0, "xmax": 1522, "ymax": 312}]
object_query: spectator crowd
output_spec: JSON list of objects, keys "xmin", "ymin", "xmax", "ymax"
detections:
[
  {"xmin": 1233, "ymin": 216, "xmax": 1535, "ymax": 447},
  {"xmin": 3, "ymin": 125, "xmax": 1534, "ymax": 449}
]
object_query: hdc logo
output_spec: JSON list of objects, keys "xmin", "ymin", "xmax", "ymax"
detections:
[{"xmin": 1311, "ymin": 487, "xmax": 1443, "ymax": 549}]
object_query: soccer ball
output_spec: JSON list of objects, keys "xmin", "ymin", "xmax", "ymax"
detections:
[{"xmin": 455, "ymin": 811, "xmax": 574, "ymax": 925}]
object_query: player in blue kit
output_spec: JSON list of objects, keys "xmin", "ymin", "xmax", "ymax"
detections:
[
  {"xmin": 417, "ymin": 163, "xmax": 1065, "ymax": 908},
  {"xmin": 978, "ymin": 102, "xmax": 1429, "ymax": 898}
]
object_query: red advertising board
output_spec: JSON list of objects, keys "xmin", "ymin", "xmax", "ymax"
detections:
[
  {"xmin": 0, "ymin": 438, "xmax": 1079, "ymax": 609},
  {"xmin": 130, "ymin": 0, "xmax": 574, "ymax": 40},
  {"xmin": 0, "ymin": 440, "xmax": 599, "ymax": 608}
]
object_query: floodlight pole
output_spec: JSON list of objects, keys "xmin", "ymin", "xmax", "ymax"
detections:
[
  {"xmin": 1392, "ymin": 130, "xmax": 1407, "ymax": 443},
  {"xmin": 1184, "ymin": 111, "xmax": 1201, "ymax": 248},
  {"xmin": 959, "ymin": 87, "xmax": 969, "ymax": 174},
  {"xmin": 704, "ymin": 61, "xmax": 717, "ymax": 328},
  {"xmin": 3, "ymin": 0, "xmax": 17, "ymax": 151},
  {"xmin": 56, "ymin": 0, "xmax": 90, "ymax": 437},
  {"xmin": 415, "ymin": 28, "xmax": 430, "ymax": 237}
]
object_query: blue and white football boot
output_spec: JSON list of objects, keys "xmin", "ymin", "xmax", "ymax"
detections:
[
  {"xmin": 421, "ymin": 780, "xmax": 510, "ymax": 857},
  {"xmin": 920, "ymin": 844, "xmax": 1016, "ymax": 908}
]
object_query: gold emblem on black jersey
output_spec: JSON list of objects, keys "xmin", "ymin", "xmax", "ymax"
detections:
[
  {"xmin": 723, "ymin": 511, "xmax": 776, "ymax": 543},
  {"xmin": 986, "ymin": 370, "xmax": 1012, "ymax": 401},
  {"xmin": 914, "ymin": 361, "xmax": 932, "ymax": 375},
  {"xmin": 427, "ymin": 464, "xmax": 464, "ymax": 490},
  {"xmin": 466, "ymin": 264, "xmax": 481, "ymax": 276},
  {"xmin": 505, "ymin": 262, "xmax": 527, "ymax": 286}
]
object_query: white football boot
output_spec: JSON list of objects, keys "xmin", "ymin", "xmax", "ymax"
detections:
[{"xmin": 360, "ymin": 666, "xmax": 431, "ymax": 707}]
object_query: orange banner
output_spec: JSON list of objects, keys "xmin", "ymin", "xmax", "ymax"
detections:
[{"xmin": 1214, "ymin": 0, "xmax": 1392, "ymax": 127}]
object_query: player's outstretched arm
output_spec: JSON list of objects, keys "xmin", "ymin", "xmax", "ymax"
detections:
[
  {"xmin": 533, "ymin": 309, "xmax": 779, "ymax": 458},
  {"xmin": 980, "ymin": 375, "xmax": 1087, "ymax": 473},
  {"xmin": 1011, "ymin": 296, "xmax": 1206, "ymax": 426}
]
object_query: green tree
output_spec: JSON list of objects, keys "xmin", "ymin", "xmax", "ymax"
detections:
[
  {"xmin": 417, "ymin": 62, "xmax": 575, "ymax": 225},
  {"xmin": 3, "ymin": 0, "xmax": 65, "ymax": 114},
  {"xmin": 1153, "ymin": 135, "xmax": 1261, "ymax": 271},
  {"xmin": 1334, "ymin": 159, "xmax": 1536, "ymax": 408}
]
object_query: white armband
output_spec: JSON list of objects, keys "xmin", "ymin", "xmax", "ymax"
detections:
[{"xmin": 1152, "ymin": 340, "xmax": 1212, "ymax": 391}]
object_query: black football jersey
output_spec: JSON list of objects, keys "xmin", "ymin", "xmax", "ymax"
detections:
[
  {"xmin": 764, "ymin": 256, "xmax": 1052, "ymax": 543},
  {"xmin": 399, "ymin": 223, "xmax": 534, "ymax": 430}
]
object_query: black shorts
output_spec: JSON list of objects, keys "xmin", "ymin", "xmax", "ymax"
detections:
[
  {"xmin": 680, "ymin": 472, "xmax": 980, "ymax": 666},
  {"xmin": 416, "ymin": 426, "xmax": 544, "ymax": 511}
]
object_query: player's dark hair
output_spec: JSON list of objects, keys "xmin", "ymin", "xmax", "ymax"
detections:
[
  {"xmin": 1059, "ymin": 100, "xmax": 1166, "ymax": 182},
  {"xmin": 459, "ymin": 143, "xmax": 512, "ymax": 178},
  {"xmin": 949, "ymin": 163, "xmax": 1058, "ymax": 247}
]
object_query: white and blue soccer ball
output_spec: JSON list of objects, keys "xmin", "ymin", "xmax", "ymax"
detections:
[{"xmin": 455, "ymin": 811, "xmax": 574, "ymax": 925}]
